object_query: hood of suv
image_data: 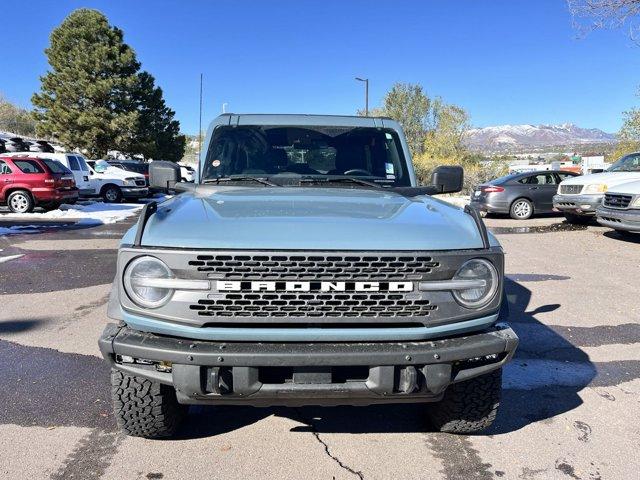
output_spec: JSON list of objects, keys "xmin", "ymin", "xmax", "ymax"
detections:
[
  {"xmin": 98, "ymin": 166, "xmax": 145, "ymax": 180},
  {"xmin": 606, "ymin": 179, "xmax": 640, "ymax": 195},
  {"xmin": 130, "ymin": 187, "xmax": 490, "ymax": 250},
  {"xmin": 560, "ymin": 171, "xmax": 640, "ymax": 188}
]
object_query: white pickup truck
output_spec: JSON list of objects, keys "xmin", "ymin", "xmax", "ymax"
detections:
[
  {"xmin": 87, "ymin": 160, "xmax": 148, "ymax": 202},
  {"xmin": 596, "ymin": 180, "xmax": 640, "ymax": 234},
  {"xmin": 553, "ymin": 152, "xmax": 640, "ymax": 223}
]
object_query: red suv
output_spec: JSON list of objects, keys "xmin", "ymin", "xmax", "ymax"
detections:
[{"xmin": 0, "ymin": 156, "xmax": 78, "ymax": 213}]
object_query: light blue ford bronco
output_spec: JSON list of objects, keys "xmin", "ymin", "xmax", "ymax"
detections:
[{"xmin": 99, "ymin": 114, "xmax": 518, "ymax": 438}]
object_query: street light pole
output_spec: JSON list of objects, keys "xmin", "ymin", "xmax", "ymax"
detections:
[{"xmin": 355, "ymin": 77, "xmax": 369, "ymax": 116}]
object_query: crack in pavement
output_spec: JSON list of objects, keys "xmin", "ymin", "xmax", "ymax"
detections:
[
  {"xmin": 311, "ymin": 430, "xmax": 365, "ymax": 480},
  {"xmin": 293, "ymin": 409, "xmax": 365, "ymax": 479}
]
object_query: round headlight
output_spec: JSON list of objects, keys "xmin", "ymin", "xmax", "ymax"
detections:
[
  {"xmin": 123, "ymin": 256, "xmax": 173, "ymax": 308},
  {"xmin": 452, "ymin": 258, "xmax": 498, "ymax": 309}
]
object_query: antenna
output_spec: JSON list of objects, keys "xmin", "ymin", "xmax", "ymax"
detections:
[{"xmin": 198, "ymin": 73, "xmax": 203, "ymax": 164}]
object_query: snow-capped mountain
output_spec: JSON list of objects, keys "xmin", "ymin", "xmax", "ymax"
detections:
[{"xmin": 465, "ymin": 123, "xmax": 616, "ymax": 152}]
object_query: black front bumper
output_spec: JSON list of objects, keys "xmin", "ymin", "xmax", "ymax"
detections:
[{"xmin": 99, "ymin": 323, "xmax": 518, "ymax": 406}]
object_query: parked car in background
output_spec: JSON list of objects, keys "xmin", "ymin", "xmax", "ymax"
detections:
[
  {"xmin": 9, "ymin": 153, "xmax": 148, "ymax": 203},
  {"xmin": 87, "ymin": 160, "xmax": 148, "ymax": 202},
  {"xmin": 0, "ymin": 155, "xmax": 77, "ymax": 213},
  {"xmin": 554, "ymin": 152, "xmax": 640, "ymax": 223},
  {"xmin": 106, "ymin": 160, "xmax": 150, "ymax": 186},
  {"xmin": 596, "ymin": 180, "xmax": 640, "ymax": 235},
  {"xmin": 471, "ymin": 170, "xmax": 579, "ymax": 220},
  {"xmin": 11, "ymin": 152, "xmax": 94, "ymax": 196}
]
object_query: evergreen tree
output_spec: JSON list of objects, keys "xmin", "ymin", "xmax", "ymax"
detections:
[
  {"xmin": 32, "ymin": 9, "xmax": 185, "ymax": 160},
  {"xmin": 122, "ymin": 72, "xmax": 186, "ymax": 161},
  {"xmin": 32, "ymin": 9, "xmax": 139, "ymax": 157}
]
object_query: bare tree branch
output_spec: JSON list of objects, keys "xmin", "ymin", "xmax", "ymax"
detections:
[{"xmin": 568, "ymin": 0, "xmax": 640, "ymax": 39}]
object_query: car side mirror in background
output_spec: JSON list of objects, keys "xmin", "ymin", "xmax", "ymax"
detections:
[
  {"xmin": 431, "ymin": 165, "xmax": 463, "ymax": 194},
  {"xmin": 149, "ymin": 161, "xmax": 181, "ymax": 192}
]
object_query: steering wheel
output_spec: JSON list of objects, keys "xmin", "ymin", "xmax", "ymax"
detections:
[{"xmin": 343, "ymin": 169, "xmax": 372, "ymax": 176}]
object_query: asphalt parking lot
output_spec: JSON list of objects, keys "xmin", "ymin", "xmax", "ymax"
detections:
[{"xmin": 0, "ymin": 211, "xmax": 639, "ymax": 480}]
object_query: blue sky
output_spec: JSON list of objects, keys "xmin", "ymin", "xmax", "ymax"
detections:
[{"xmin": 1, "ymin": 0, "xmax": 638, "ymax": 134}]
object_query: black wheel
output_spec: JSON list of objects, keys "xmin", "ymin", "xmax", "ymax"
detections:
[
  {"xmin": 7, "ymin": 190, "xmax": 34, "ymax": 213},
  {"xmin": 563, "ymin": 212, "xmax": 590, "ymax": 224},
  {"xmin": 102, "ymin": 185, "xmax": 122, "ymax": 203},
  {"xmin": 111, "ymin": 369, "xmax": 186, "ymax": 439},
  {"xmin": 427, "ymin": 369, "xmax": 502, "ymax": 434},
  {"xmin": 509, "ymin": 198, "xmax": 533, "ymax": 220}
]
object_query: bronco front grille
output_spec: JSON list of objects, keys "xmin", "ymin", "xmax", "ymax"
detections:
[
  {"xmin": 604, "ymin": 193, "xmax": 633, "ymax": 209},
  {"xmin": 186, "ymin": 254, "xmax": 441, "ymax": 318},
  {"xmin": 188, "ymin": 254, "xmax": 440, "ymax": 281},
  {"xmin": 191, "ymin": 293, "xmax": 435, "ymax": 318},
  {"xmin": 560, "ymin": 184, "xmax": 583, "ymax": 195}
]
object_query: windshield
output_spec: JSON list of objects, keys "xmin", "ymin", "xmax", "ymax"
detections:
[
  {"xmin": 201, "ymin": 125, "xmax": 411, "ymax": 186},
  {"xmin": 608, "ymin": 153, "xmax": 640, "ymax": 172},
  {"xmin": 42, "ymin": 159, "xmax": 71, "ymax": 174}
]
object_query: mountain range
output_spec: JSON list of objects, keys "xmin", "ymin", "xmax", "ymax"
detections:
[{"xmin": 464, "ymin": 123, "xmax": 616, "ymax": 152}]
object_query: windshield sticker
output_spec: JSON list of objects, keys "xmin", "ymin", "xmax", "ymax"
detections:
[
  {"xmin": 212, "ymin": 159, "xmax": 221, "ymax": 167},
  {"xmin": 385, "ymin": 162, "xmax": 395, "ymax": 175}
]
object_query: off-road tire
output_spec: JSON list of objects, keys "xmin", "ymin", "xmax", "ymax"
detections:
[
  {"xmin": 427, "ymin": 369, "xmax": 501, "ymax": 434},
  {"xmin": 111, "ymin": 369, "xmax": 186, "ymax": 439},
  {"xmin": 563, "ymin": 212, "xmax": 590, "ymax": 224}
]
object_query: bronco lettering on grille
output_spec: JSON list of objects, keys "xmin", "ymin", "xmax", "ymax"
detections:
[{"xmin": 216, "ymin": 280, "xmax": 413, "ymax": 292}]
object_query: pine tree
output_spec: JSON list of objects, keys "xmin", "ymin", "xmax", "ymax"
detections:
[
  {"xmin": 122, "ymin": 72, "xmax": 186, "ymax": 161},
  {"xmin": 32, "ymin": 9, "xmax": 139, "ymax": 157},
  {"xmin": 32, "ymin": 9, "xmax": 185, "ymax": 160}
]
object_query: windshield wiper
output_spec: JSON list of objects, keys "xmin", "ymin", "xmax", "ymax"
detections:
[
  {"xmin": 202, "ymin": 176, "xmax": 280, "ymax": 187},
  {"xmin": 299, "ymin": 176, "xmax": 392, "ymax": 188}
]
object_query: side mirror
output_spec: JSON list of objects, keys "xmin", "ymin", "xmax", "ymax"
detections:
[
  {"xmin": 149, "ymin": 161, "xmax": 181, "ymax": 192},
  {"xmin": 431, "ymin": 165, "xmax": 463, "ymax": 194}
]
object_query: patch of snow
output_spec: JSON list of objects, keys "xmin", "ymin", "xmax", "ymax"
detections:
[
  {"xmin": 0, "ymin": 199, "xmax": 155, "ymax": 236},
  {"xmin": 0, "ymin": 254, "xmax": 24, "ymax": 263},
  {"xmin": 6, "ymin": 201, "xmax": 144, "ymax": 225}
]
